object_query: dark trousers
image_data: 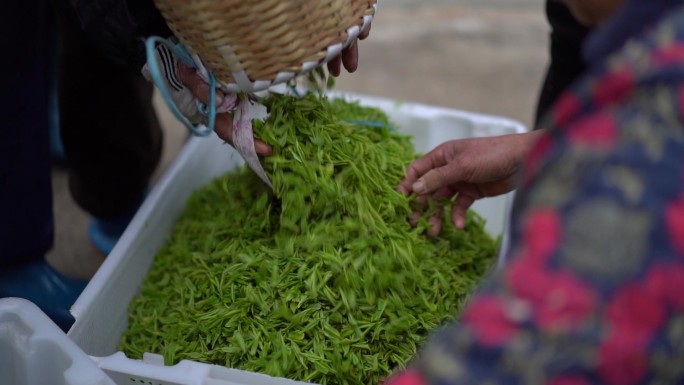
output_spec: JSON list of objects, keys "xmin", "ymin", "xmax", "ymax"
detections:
[
  {"xmin": 0, "ymin": 1, "xmax": 53, "ymax": 266},
  {"xmin": 55, "ymin": 3, "xmax": 163, "ymax": 219},
  {"xmin": 0, "ymin": 1, "xmax": 162, "ymax": 266}
]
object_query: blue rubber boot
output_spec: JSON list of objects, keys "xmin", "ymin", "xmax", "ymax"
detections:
[
  {"xmin": 48, "ymin": 18, "xmax": 67, "ymax": 167},
  {"xmin": 48, "ymin": 93, "xmax": 67, "ymax": 166},
  {"xmin": 89, "ymin": 207, "xmax": 139, "ymax": 256},
  {"xmin": 89, "ymin": 189, "xmax": 148, "ymax": 256},
  {"xmin": 0, "ymin": 262, "xmax": 88, "ymax": 332}
]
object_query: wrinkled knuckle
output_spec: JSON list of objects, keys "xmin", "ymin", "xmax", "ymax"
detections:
[
  {"xmin": 455, "ymin": 157, "xmax": 476, "ymax": 179},
  {"xmin": 437, "ymin": 145, "xmax": 457, "ymax": 164},
  {"xmin": 434, "ymin": 143, "xmax": 448, "ymax": 158}
]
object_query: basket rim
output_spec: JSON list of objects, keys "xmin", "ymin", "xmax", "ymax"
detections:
[{"xmin": 160, "ymin": 1, "xmax": 378, "ymax": 93}]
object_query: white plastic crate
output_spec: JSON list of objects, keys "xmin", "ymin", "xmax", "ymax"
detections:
[
  {"xmin": 0, "ymin": 297, "xmax": 114, "ymax": 385},
  {"xmin": 68, "ymin": 92, "xmax": 527, "ymax": 385}
]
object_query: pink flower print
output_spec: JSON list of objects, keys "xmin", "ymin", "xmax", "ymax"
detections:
[
  {"xmin": 552, "ymin": 92, "xmax": 582, "ymax": 127},
  {"xmin": 592, "ymin": 67, "xmax": 635, "ymax": 106},
  {"xmin": 523, "ymin": 132, "xmax": 554, "ymax": 186},
  {"xmin": 566, "ymin": 111, "xmax": 618, "ymax": 151},
  {"xmin": 665, "ymin": 193, "xmax": 684, "ymax": 256},
  {"xmin": 644, "ymin": 263, "xmax": 684, "ymax": 311},
  {"xmin": 598, "ymin": 324, "xmax": 649, "ymax": 385},
  {"xmin": 601, "ymin": 276, "xmax": 666, "ymax": 384},
  {"xmin": 606, "ymin": 283, "xmax": 666, "ymax": 346},
  {"xmin": 533, "ymin": 269, "xmax": 598, "ymax": 331},
  {"xmin": 507, "ymin": 259, "xmax": 556, "ymax": 306},
  {"xmin": 462, "ymin": 295, "xmax": 519, "ymax": 347},
  {"xmin": 507, "ymin": 257, "xmax": 597, "ymax": 332},
  {"xmin": 652, "ymin": 43, "xmax": 684, "ymax": 67},
  {"xmin": 383, "ymin": 370, "xmax": 426, "ymax": 385},
  {"xmin": 522, "ymin": 208, "xmax": 563, "ymax": 265}
]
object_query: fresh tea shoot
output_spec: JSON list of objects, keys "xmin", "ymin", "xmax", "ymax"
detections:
[{"xmin": 120, "ymin": 93, "xmax": 498, "ymax": 385}]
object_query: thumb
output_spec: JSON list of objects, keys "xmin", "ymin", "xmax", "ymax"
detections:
[{"xmin": 412, "ymin": 163, "xmax": 465, "ymax": 195}]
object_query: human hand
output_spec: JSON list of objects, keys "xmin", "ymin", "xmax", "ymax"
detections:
[
  {"xmin": 327, "ymin": 25, "xmax": 372, "ymax": 77},
  {"xmin": 177, "ymin": 62, "xmax": 273, "ymax": 156},
  {"xmin": 397, "ymin": 131, "xmax": 544, "ymax": 235}
]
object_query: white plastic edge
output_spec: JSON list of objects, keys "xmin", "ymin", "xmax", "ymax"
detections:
[
  {"xmin": 326, "ymin": 91, "xmax": 528, "ymax": 136},
  {"xmin": 92, "ymin": 352, "xmax": 312, "ymax": 385},
  {"xmin": 0, "ymin": 298, "xmax": 115, "ymax": 385}
]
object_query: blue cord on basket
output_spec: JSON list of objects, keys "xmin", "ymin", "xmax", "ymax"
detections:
[
  {"xmin": 145, "ymin": 36, "xmax": 217, "ymax": 137},
  {"xmin": 146, "ymin": 40, "xmax": 396, "ymax": 138}
]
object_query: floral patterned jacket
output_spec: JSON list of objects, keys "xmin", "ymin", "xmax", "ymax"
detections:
[{"xmin": 386, "ymin": 2, "xmax": 684, "ymax": 384}]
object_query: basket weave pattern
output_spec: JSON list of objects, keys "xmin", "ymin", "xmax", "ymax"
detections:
[{"xmin": 154, "ymin": 0, "xmax": 377, "ymax": 92}]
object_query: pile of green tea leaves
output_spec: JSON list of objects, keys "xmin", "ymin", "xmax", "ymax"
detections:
[{"xmin": 120, "ymin": 92, "xmax": 498, "ymax": 385}]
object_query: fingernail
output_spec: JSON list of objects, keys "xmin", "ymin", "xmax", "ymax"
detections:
[
  {"xmin": 456, "ymin": 218, "xmax": 465, "ymax": 229},
  {"xmin": 412, "ymin": 180, "xmax": 426, "ymax": 194},
  {"xmin": 215, "ymin": 93, "xmax": 224, "ymax": 108},
  {"xmin": 409, "ymin": 211, "xmax": 420, "ymax": 227}
]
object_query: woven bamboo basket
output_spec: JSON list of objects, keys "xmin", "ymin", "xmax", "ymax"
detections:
[{"xmin": 153, "ymin": 0, "xmax": 378, "ymax": 93}]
